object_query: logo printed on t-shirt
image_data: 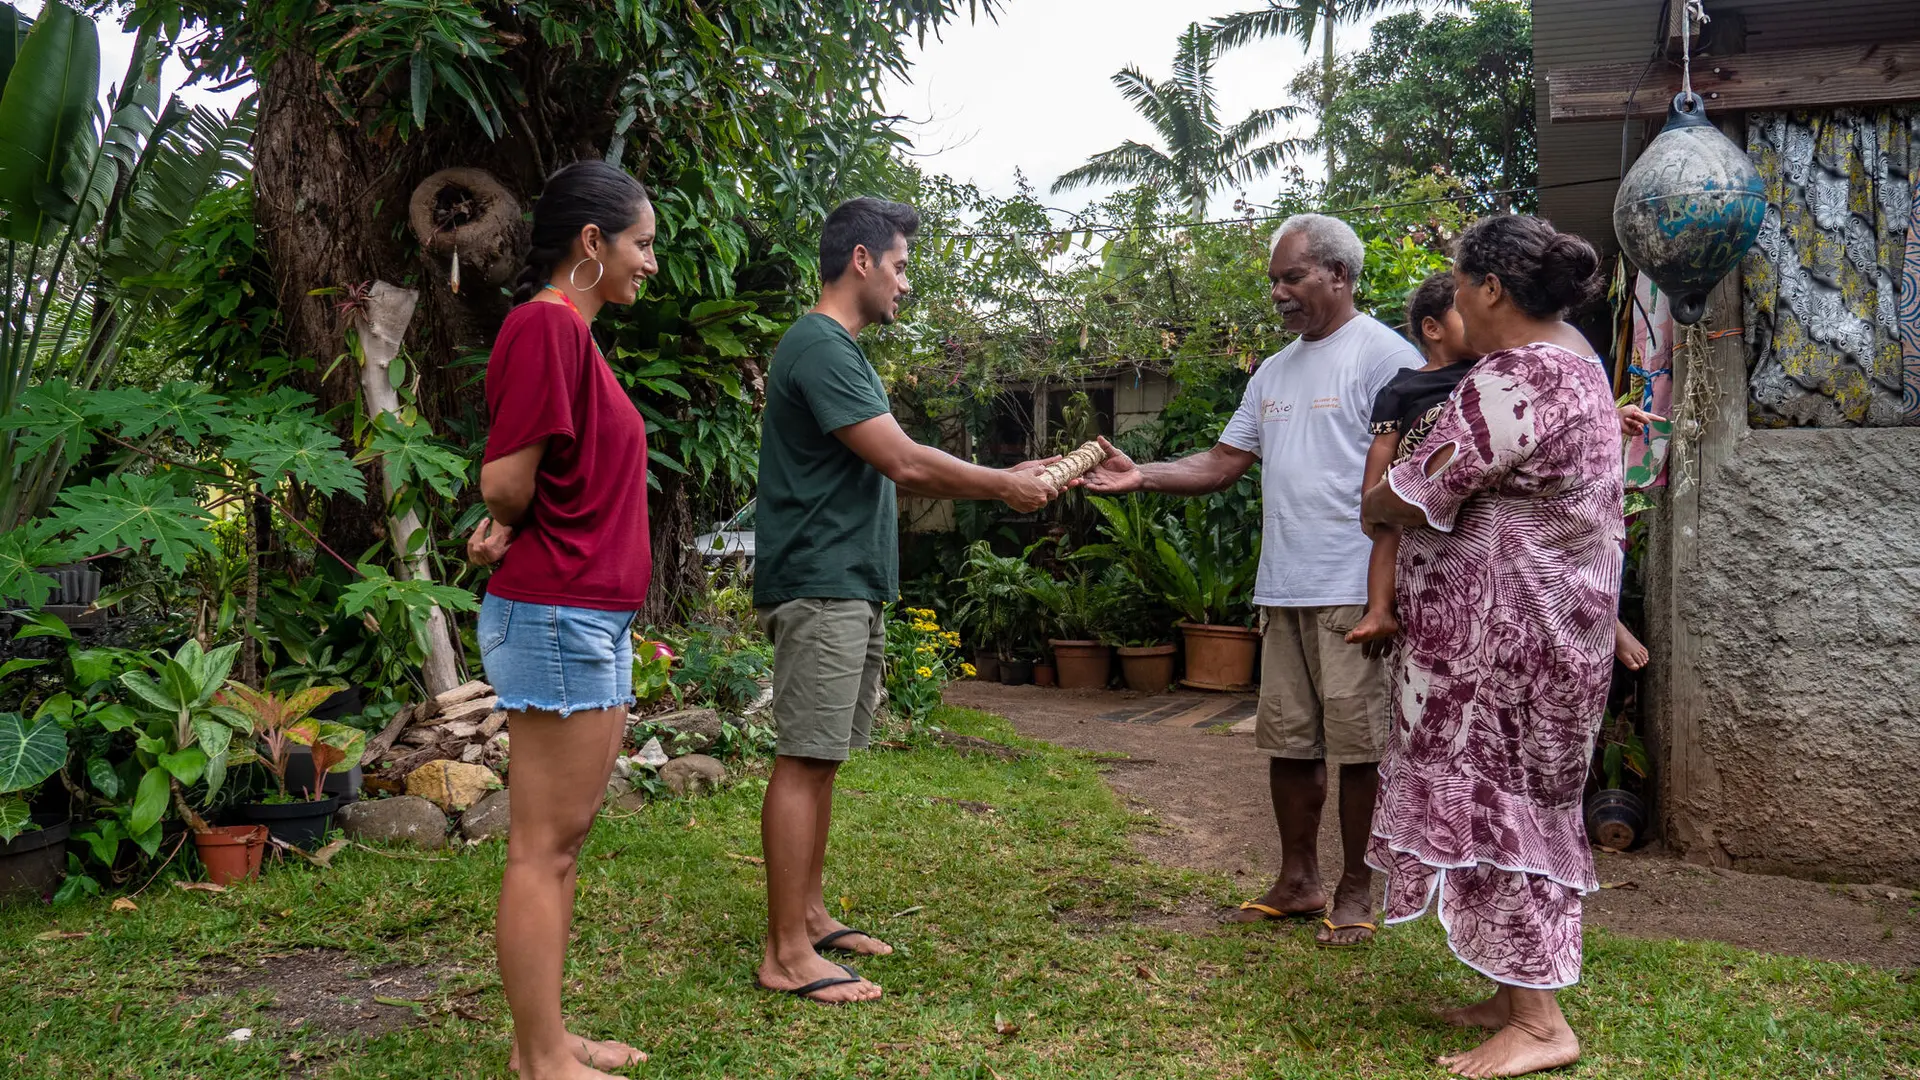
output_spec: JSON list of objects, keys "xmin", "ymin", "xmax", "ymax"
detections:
[
  {"xmin": 1261, "ymin": 399, "xmax": 1292, "ymax": 423},
  {"xmin": 1311, "ymin": 396, "xmax": 1342, "ymax": 410}
]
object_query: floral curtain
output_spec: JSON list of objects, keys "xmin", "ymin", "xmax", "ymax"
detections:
[{"xmin": 1744, "ymin": 108, "xmax": 1920, "ymax": 428}]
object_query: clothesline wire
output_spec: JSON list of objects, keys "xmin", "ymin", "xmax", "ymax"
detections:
[{"xmin": 921, "ymin": 176, "xmax": 1625, "ymax": 242}]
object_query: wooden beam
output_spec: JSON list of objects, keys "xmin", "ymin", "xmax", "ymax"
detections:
[{"xmin": 1549, "ymin": 41, "xmax": 1920, "ymax": 122}]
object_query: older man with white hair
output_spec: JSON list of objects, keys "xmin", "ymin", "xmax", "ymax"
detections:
[{"xmin": 1084, "ymin": 213, "xmax": 1420, "ymax": 945}]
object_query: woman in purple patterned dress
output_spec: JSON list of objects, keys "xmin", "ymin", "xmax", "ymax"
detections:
[{"xmin": 1360, "ymin": 215, "xmax": 1622, "ymax": 1079}]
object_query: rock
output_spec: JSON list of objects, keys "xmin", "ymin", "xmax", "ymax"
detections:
[
  {"xmin": 459, "ymin": 789, "xmax": 511, "ymax": 841},
  {"xmin": 659, "ymin": 754, "xmax": 727, "ymax": 797},
  {"xmin": 609, "ymin": 790, "xmax": 649, "ymax": 813},
  {"xmin": 399, "ymin": 727, "xmax": 440, "ymax": 747},
  {"xmin": 645, "ymin": 707, "xmax": 727, "ymax": 754},
  {"xmin": 636, "ymin": 737, "xmax": 669, "ymax": 767},
  {"xmin": 406, "ymin": 759, "xmax": 501, "ymax": 813},
  {"xmin": 338, "ymin": 796, "xmax": 448, "ymax": 849}
]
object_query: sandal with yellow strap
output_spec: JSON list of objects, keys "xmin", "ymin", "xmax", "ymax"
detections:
[
  {"xmin": 1315, "ymin": 917, "xmax": 1377, "ymax": 947},
  {"xmin": 1223, "ymin": 900, "xmax": 1323, "ymax": 923}
]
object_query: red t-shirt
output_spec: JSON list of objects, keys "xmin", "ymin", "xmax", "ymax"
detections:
[{"xmin": 482, "ymin": 301, "xmax": 650, "ymax": 610}]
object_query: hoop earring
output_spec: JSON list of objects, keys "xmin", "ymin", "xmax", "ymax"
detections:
[{"xmin": 568, "ymin": 257, "xmax": 605, "ymax": 291}]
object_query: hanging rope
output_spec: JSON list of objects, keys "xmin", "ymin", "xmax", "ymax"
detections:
[{"xmin": 1680, "ymin": 0, "xmax": 1709, "ymax": 100}]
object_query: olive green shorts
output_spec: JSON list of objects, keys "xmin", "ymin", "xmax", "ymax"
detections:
[{"xmin": 755, "ymin": 598, "xmax": 885, "ymax": 762}]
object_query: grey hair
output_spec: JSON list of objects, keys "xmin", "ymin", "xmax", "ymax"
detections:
[{"xmin": 1269, "ymin": 213, "xmax": 1365, "ymax": 281}]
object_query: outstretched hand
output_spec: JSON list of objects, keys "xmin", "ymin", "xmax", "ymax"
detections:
[
  {"xmin": 1074, "ymin": 437, "xmax": 1143, "ymax": 494},
  {"xmin": 1617, "ymin": 404, "xmax": 1665, "ymax": 438}
]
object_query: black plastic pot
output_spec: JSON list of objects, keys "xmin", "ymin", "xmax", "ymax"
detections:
[
  {"xmin": 285, "ymin": 745, "xmax": 364, "ymax": 805},
  {"xmin": 309, "ymin": 685, "xmax": 366, "ymax": 725},
  {"xmin": 232, "ymin": 793, "xmax": 342, "ymax": 851},
  {"xmin": 41, "ymin": 564, "xmax": 101, "ymax": 606},
  {"xmin": 1583, "ymin": 789, "xmax": 1647, "ymax": 850},
  {"xmin": 0, "ymin": 815, "xmax": 71, "ymax": 903},
  {"xmin": 972, "ymin": 651, "xmax": 1001, "ymax": 683},
  {"xmin": 998, "ymin": 659, "xmax": 1034, "ymax": 686}
]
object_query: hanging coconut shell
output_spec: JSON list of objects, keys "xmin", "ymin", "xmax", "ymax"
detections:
[
  {"xmin": 408, "ymin": 168, "xmax": 527, "ymax": 288},
  {"xmin": 1612, "ymin": 92, "xmax": 1765, "ymax": 325}
]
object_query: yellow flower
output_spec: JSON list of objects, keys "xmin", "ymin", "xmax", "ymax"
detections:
[
  {"xmin": 915, "ymin": 666, "xmax": 934, "ymax": 679},
  {"xmin": 961, "ymin": 663, "xmax": 977, "ymax": 677}
]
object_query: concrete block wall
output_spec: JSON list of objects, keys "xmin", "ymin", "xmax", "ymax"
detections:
[{"xmin": 1664, "ymin": 427, "xmax": 1920, "ymax": 885}]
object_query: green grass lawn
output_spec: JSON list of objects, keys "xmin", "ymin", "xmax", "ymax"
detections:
[{"xmin": 3, "ymin": 706, "xmax": 1915, "ymax": 1079}]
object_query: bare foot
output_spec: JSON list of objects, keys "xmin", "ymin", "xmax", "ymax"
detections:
[
  {"xmin": 757, "ymin": 951, "xmax": 883, "ymax": 1004},
  {"xmin": 1439, "ymin": 1023, "xmax": 1581, "ymax": 1077},
  {"xmin": 807, "ymin": 917, "xmax": 893, "ymax": 956},
  {"xmin": 1345, "ymin": 608, "xmax": 1401, "ymax": 645},
  {"xmin": 514, "ymin": 1054, "xmax": 632, "ymax": 1080},
  {"xmin": 1221, "ymin": 874, "xmax": 1327, "ymax": 923},
  {"xmin": 1313, "ymin": 871, "xmax": 1375, "ymax": 945},
  {"xmin": 1614, "ymin": 620, "xmax": 1648, "ymax": 671},
  {"xmin": 511, "ymin": 1033, "xmax": 648, "ymax": 1073},
  {"xmin": 1437, "ymin": 986, "xmax": 1511, "ymax": 1029}
]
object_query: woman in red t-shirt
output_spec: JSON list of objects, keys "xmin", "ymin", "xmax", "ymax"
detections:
[{"xmin": 466, "ymin": 160, "xmax": 655, "ymax": 1080}]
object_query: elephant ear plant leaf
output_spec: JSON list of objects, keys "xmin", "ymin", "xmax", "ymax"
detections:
[{"xmin": 0, "ymin": 710, "xmax": 68, "ymax": 842}]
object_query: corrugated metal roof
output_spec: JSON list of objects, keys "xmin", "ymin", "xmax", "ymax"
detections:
[{"xmin": 1536, "ymin": 0, "xmax": 1920, "ymax": 257}]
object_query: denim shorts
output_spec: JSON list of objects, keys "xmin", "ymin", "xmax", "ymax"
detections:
[{"xmin": 478, "ymin": 593, "xmax": 638, "ymax": 717}]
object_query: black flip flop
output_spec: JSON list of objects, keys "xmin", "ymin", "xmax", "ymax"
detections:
[
  {"xmin": 767, "ymin": 963, "xmax": 867, "ymax": 1004},
  {"xmin": 813, "ymin": 927, "xmax": 883, "ymax": 954}
]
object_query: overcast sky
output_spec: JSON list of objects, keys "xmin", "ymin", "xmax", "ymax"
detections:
[{"xmin": 879, "ymin": 0, "xmax": 1410, "ymax": 219}]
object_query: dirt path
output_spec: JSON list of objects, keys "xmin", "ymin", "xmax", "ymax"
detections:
[{"xmin": 948, "ymin": 681, "xmax": 1920, "ymax": 969}]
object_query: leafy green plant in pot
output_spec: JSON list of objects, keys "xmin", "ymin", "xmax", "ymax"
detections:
[
  {"xmin": 1095, "ymin": 565, "xmax": 1180, "ymax": 694},
  {"xmin": 1031, "ymin": 570, "xmax": 1117, "ymax": 690},
  {"xmin": 952, "ymin": 540, "xmax": 1045, "ymax": 684},
  {"xmin": 117, "ymin": 640, "xmax": 267, "ymax": 884},
  {"xmin": 218, "ymin": 684, "xmax": 364, "ymax": 850},
  {"xmin": 1584, "ymin": 715, "xmax": 1648, "ymax": 850},
  {"xmin": 0, "ymin": 704, "xmax": 72, "ymax": 902}
]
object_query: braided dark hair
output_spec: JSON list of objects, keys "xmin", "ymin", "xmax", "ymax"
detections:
[
  {"xmin": 1403, "ymin": 270, "xmax": 1456, "ymax": 346},
  {"xmin": 511, "ymin": 160, "xmax": 651, "ymax": 305},
  {"xmin": 1453, "ymin": 215, "xmax": 1602, "ymax": 319}
]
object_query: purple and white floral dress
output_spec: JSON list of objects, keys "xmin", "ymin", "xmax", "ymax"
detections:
[{"xmin": 1367, "ymin": 342, "xmax": 1624, "ymax": 990}]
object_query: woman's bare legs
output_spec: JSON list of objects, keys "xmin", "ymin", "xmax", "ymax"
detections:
[{"xmin": 498, "ymin": 705, "xmax": 642, "ymax": 1079}]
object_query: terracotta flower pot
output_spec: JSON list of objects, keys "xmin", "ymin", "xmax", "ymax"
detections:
[
  {"xmin": 193, "ymin": 824, "xmax": 268, "ymax": 886},
  {"xmin": 1116, "ymin": 645, "xmax": 1177, "ymax": 694},
  {"xmin": 1178, "ymin": 623, "xmax": 1260, "ymax": 691},
  {"xmin": 1049, "ymin": 640, "xmax": 1113, "ymax": 690},
  {"xmin": 1033, "ymin": 663, "xmax": 1057, "ymax": 687}
]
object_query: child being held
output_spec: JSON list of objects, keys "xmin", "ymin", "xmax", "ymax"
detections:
[
  {"xmin": 1345, "ymin": 272, "xmax": 1474, "ymax": 650},
  {"xmin": 1345, "ymin": 270, "xmax": 1659, "ymax": 671}
]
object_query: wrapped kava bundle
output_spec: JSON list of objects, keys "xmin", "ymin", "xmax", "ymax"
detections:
[{"xmin": 1039, "ymin": 440, "xmax": 1110, "ymax": 490}]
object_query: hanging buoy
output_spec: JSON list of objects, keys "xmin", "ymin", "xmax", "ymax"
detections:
[{"xmin": 1612, "ymin": 92, "xmax": 1765, "ymax": 325}]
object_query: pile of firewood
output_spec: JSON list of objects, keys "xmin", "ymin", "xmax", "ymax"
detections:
[{"xmin": 365, "ymin": 680, "xmax": 508, "ymax": 782}]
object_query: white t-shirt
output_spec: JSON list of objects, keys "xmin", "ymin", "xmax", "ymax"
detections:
[{"xmin": 1218, "ymin": 313, "xmax": 1421, "ymax": 608}]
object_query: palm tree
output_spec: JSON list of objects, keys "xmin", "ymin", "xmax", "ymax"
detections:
[
  {"xmin": 1209, "ymin": 0, "xmax": 1459, "ymax": 183},
  {"xmin": 1051, "ymin": 23, "xmax": 1306, "ymax": 222}
]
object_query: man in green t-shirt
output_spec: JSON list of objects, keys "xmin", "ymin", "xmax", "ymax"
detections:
[{"xmin": 753, "ymin": 198, "xmax": 1057, "ymax": 1004}]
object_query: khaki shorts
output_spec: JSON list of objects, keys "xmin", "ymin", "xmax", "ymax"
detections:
[
  {"xmin": 756, "ymin": 598, "xmax": 885, "ymax": 762},
  {"xmin": 1255, "ymin": 604, "xmax": 1389, "ymax": 763}
]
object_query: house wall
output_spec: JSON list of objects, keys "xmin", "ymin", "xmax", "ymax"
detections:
[
  {"xmin": 1669, "ymin": 427, "xmax": 1920, "ymax": 884},
  {"xmin": 1115, "ymin": 370, "xmax": 1172, "ymax": 435}
]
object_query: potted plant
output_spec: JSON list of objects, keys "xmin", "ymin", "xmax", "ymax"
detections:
[
  {"xmin": 1033, "ymin": 570, "xmax": 1117, "ymax": 690},
  {"xmin": 952, "ymin": 541, "xmax": 1046, "ymax": 682},
  {"xmin": 0, "ymin": 709, "xmax": 72, "ymax": 903},
  {"xmin": 1081, "ymin": 495, "xmax": 1258, "ymax": 691},
  {"xmin": 118, "ymin": 641, "xmax": 267, "ymax": 884},
  {"xmin": 219, "ymin": 684, "xmax": 365, "ymax": 850},
  {"xmin": 1584, "ymin": 715, "xmax": 1648, "ymax": 850},
  {"xmin": 1102, "ymin": 567, "xmax": 1179, "ymax": 694}
]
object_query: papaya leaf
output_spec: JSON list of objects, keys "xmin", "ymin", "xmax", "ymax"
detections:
[
  {"xmin": 228, "ymin": 419, "xmax": 363, "ymax": 499},
  {"xmin": 0, "ymin": 379, "xmax": 102, "ymax": 466},
  {"xmin": 358, "ymin": 414, "xmax": 467, "ymax": 499},
  {"xmin": 55, "ymin": 474, "xmax": 214, "ymax": 574},
  {"xmin": 0, "ymin": 520, "xmax": 67, "ymax": 608}
]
